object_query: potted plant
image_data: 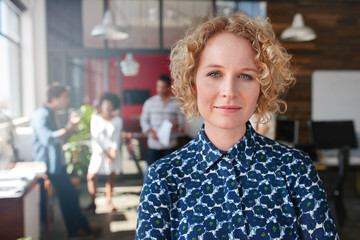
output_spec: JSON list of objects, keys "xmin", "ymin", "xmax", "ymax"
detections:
[{"xmin": 63, "ymin": 104, "xmax": 94, "ymax": 188}]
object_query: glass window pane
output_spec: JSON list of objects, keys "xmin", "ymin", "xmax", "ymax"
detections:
[
  {"xmin": 74, "ymin": 58, "xmax": 106, "ymax": 108},
  {"xmin": 109, "ymin": 0, "xmax": 160, "ymax": 49},
  {"xmin": 83, "ymin": 0, "xmax": 160, "ymax": 49},
  {"xmin": 215, "ymin": 1, "xmax": 237, "ymax": 17},
  {"xmin": 0, "ymin": 0, "xmax": 20, "ymax": 43},
  {"xmin": 216, "ymin": 1, "xmax": 267, "ymax": 18},
  {"xmin": 0, "ymin": 35, "xmax": 21, "ymax": 117},
  {"xmin": 163, "ymin": 0, "xmax": 213, "ymax": 49},
  {"xmin": 82, "ymin": 0, "xmax": 104, "ymax": 48},
  {"xmin": 238, "ymin": 1, "xmax": 266, "ymax": 18},
  {"xmin": 67, "ymin": 57, "xmax": 119, "ymax": 110}
]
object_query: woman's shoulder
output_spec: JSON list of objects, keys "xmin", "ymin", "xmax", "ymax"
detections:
[
  {"xmin": 256, "ymin": 134, "xmax": 312, "ymax": 166},
  {"xmin": 148, "ymin": 139, "xmax": 199, "ymax": 177},
  {"xmin": 31, "ymin": 106, "xmax": 50, "ymax": 125}
]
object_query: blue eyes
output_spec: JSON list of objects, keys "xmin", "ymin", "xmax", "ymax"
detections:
[
  {"xmin": 207, "ymin": 72, "xmax": 253, "ymax": 80},
  {"xmin": 208, "ymin": 72, "xmax": 220, "ymax": 77},
  {"xmin": 240, "ymin": 74, "xmax": 253, "ymax": 80}
]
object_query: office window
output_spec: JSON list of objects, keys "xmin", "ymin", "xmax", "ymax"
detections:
[
  {"xmin": 0, "ymin": 0, "xmax": 21, "ymax": 117},
  {"xmin": 163, "ymin": 0, "xmax": 214, "ymax": 49},
  {"xmin": 83, "ymin": 0, "xmax": 160, "ymax": 49},
  {"xmin": 82, "ymin": 0, "xmax": 265, "ymax": 50},
  {"xmin": 216, "ymin": 1, "xmax": 266, "ymax": 18}
]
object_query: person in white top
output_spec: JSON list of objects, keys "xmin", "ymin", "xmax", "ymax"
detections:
[{"xmin": 86, "ymin": 92, "xmax": 122, "ymax": 212}]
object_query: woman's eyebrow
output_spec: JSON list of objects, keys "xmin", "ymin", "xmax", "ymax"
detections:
[{"xmin": 203, "ymin": 64, "xmax": 258, "ymax": 73}]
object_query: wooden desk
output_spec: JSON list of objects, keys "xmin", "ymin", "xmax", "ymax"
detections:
[
  {"xmin": 313, "ymin": 153, "xmax": 360, "ymax": 194},
  {"xmin": 314, "ymin": 156, "xmax": 360, "ymax": 168},
  {"xmin": 0, "ymin": 162, "xmax": 47, "ymax": 240},
  {"xmin": 0, "ymin": 176, "xmax": 40, "ymax": 240}
]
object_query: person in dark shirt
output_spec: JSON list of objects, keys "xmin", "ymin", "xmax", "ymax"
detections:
[{"xmin": 136, "ymin": 12, "xmax": 338, "ymax": 239}]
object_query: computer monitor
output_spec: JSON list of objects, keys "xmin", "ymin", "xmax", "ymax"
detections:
[
  {"xmin": 275, "ymin": 119, "xmax": 299, "ymax": 145},
  {"xmin": 123, "ymin": 89, "xmax": 150, "ymax": 105},
  {"xmin": 310, "ymin": 120, "xmax": 358, "ymax": 149}
]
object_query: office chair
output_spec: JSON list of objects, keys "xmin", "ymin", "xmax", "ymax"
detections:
[
  {"xmin": 309, "ymin": 120, "xmax": 358, "ymax": 229},
  {"xmin": 327, "ymin": 146, "xmax": 350, "ymax": 229}
]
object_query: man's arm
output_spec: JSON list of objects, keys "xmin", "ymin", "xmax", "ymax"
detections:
[
  {"xmin": 140, "ymin": 100, "xmax": 159, "ymax": 140},
  {"xmin": 106, "ymin": 117, "xmax": 123, "ymax": 161},
  {"xmin": 53, "ymin": 112, "xmax": 80, "ymax": 140},
  {"xmin": 31, "ymin": 110, "xmax": 56, "ymax": 146},
  {"xmin": 140, "ymin": 100, "xmax": 151, "ymax": 134}
]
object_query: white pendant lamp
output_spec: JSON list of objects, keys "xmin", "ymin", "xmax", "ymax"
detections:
[
  {"xmin": 280, "ymin": 13, "xmax": 316, "ymax": 42},
  {"xmin": 120, "ymin": 53, "xmax": 140, "ymax": 76},
  {"xmin": 91, "ymin": 10, "xmax": 129, "ymax": 40}
]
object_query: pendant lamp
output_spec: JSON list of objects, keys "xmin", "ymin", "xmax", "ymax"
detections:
[
  {"xmin": 280, "ymin": 13, "xmax": 316, "ymax": 42},
  {"xmin": 120, "ymin": 53, "xmax": 140, "ymax": 76},
  {"xmin": 91, "ymin": 10, "xmax": 129, "ymax": 40}
]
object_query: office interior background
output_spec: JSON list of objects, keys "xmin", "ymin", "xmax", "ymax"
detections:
[
  {"xmin": 1, "ymin": 0, "xmax": 360, "ymax": 239},
  {"xmin": 2, "ymin": 0, "xmax": 360, "ymax": 140}
]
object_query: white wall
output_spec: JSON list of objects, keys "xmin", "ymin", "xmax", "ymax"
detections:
[
  {"xmin": 12, "ymin": 0, "xmax": 48, "ymax": 161},
  {"xmin": 312, "ymin": 70, "xmax": 360, "ymax": 133},
  {"xmin": 20, "ymin": 0, "xmax": 47, "ymax": 117}
]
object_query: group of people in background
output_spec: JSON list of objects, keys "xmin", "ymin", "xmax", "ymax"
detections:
[
  {"xmin": 31, "ymin": 11, "xmax": 339, "ymax": 239},
  {"xmin": 30, "ymin": 73, "xmax": 185, "ymax": 237}
]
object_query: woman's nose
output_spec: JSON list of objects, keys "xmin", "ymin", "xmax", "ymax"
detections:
[{"xmin": 220, "ymin": 77, "xmax": 237, "ymax": 99}]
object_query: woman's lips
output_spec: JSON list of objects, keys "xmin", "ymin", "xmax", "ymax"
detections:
[{"xmin": 215, "ymin": 105, "xmax": 241, "ymax": 113}]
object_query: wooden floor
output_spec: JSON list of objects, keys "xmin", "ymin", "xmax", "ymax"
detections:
[{"xmin": 41, "ymin": 176, "xmax": 142, "ymax": 240}]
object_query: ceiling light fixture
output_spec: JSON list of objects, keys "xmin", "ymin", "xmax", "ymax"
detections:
[
  {"xmin": 91, "ymin": 10, "xmax": 129, "ymax": 40},
  {"xmin": 280, "ymin": 13, "xmax": 316, "ymax": 42},
  {"xmin": 120, "ymin": 53, "xmax": 140, "ymax": 76}
]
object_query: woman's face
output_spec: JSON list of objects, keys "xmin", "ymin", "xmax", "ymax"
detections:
[
  {"xmin": 195, "ymin": 32, "xmax": 260, "ymax": 134},
  {"xmin": 100, "ymin": 99, "xmax": 114, "ymax": 119}
]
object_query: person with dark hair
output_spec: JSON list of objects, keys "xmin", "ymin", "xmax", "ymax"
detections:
[
  {"xmin": 158, "ymin": 74, "xmax": 172, "ymax": 85},
  {"xmin": 136, "ymin": 12, "xmax": 338, "ymax": 239},
  {"xmin": 140, "ymin": 74, "xmax": 186, "ymax": 167},
  {"xmin": 86, "ymin": 92, "xmax": 122, "ymax": 212},
  {"xmin": 31, "ymin": 82, "xmax": 100, "ymax": 238}
]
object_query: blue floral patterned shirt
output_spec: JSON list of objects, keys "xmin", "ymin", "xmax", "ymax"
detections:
[{"xmin": 136, "ymin": 122, "xmax": 338, "ymax": 239}]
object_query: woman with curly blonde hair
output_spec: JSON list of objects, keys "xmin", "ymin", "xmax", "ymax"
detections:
[{"xmin": 136, "ymin": 12, "xmax": 338, "ymax": 239}]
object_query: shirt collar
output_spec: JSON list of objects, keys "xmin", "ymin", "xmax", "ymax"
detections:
[{"xmin": 196, "ymin": 121, "xmax": 257, "ymax": 173}]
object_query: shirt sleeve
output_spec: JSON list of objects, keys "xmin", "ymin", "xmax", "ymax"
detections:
[
  {"xmin": 286, "ymin": 152, "xmax": 339, "ymax": 239},
  {"xmin": 140, "ymin": 100, "xmax": 151, "ymax": 134},
  {"xmin": 31, "ymin": 109, "xmax": 57, "ymax": 146},
  {"xmin": 109, "ymin": 117, "xmax": 122, "ymax": 150},
  {"xmin": 52, "ymin": 129, "xmax": 64, "ymax": 144},
  {"xmin": 90, "ymin": 114, "xmax": 105, "ymax": 153},
  {"xmin": 136, "ymin": 164, "xmax": 171, "ymax": 239}
]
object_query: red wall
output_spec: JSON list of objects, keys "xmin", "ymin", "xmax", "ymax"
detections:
[{"xmin": 121, "ymin": 54, "xmax": 171, "ymax": 132}]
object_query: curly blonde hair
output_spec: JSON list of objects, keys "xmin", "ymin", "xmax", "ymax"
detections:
[{"xmin": 170, "ymin": 12, "xmax": 295, "ymax": 122}]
